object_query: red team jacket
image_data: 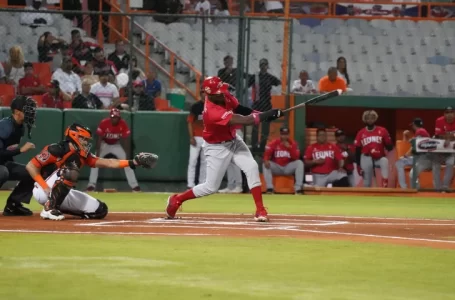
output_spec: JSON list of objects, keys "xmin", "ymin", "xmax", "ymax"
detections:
[
  {"xmin": 96, "ymin": 118, "xmax": 131, "ymax": 145},
  {"xmin": 334, "ymin": 143, "xmax": 355, "ymax": 172},
  {"xmin": 202, "ymin": 92, "xmax": 239, "ymax": 144},
  {"xmin": 263, "ymin": 138, "xmax": 300, "ymax": 166},
  {"xmin": 354, "ymin": 126, "xmax": 392, "ymax": 159},
  {"xmin": 435, "ymin": 116, "xmax": 455, "ymax": 137},
  {"xmin": 304, "ymin": 143, "xmax": 343, "ymax": 174}
]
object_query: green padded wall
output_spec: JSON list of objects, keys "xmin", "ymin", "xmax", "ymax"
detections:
[
  {"xmin": 63, "ymin": 109, "xmax": 132, "ymax": 180},
  {"xmin": 16, "ymin": 108, "xmax": 64, "ymax": 165},
  {"xmin": 132, "ymin": 111, "xmax": 189, "ymax": 181}
]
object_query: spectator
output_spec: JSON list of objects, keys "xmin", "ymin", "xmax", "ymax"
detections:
[
  {"xmin": 333, "ymin": 129, "xmax": 356, "ymax": 187},
  {"xmin": 143, "ymin": 70, "xmax": 162, "ymax": 98},
  {"xmin": 20, "ymin": 0, "xmax": 54, "ymax": 27},
  {"xmin": 263, "ymin": 127, "xmax": 304, "ymax": 194},
  {"xmin": 214, "ymin": 0, "xmax": 230, "ymax": 24},
  {"xmin": 432, "ymin": 106, "xmax": 455, "ymax": 192},
  {"xmin": 263, "ymin": 0, "xmax": 284, "ymax": 13},
  {"xmin": 72, "ymin": 78, "xmax": 103, "ymax": 109},
  {"xmin": 304, "ymin": 128, "xmax": 349, "ymax": 187},
  {"xmin": 250, "ymin": 58, "xmax": 281, "ymax": 151},
  {"xmin": 291, "ymin": 70, "xmax": 316, "ymax": 94},
  {"xmin": 354, "ymin": 110, "xmax": 393, "ymax": 188},
  {"xmin": 18, "ymin": 62, "xmax": 46, "ymax": 96},
  {"xmin": 87, "ymin": 108, "xmax": 140, "ymax": 192},
  {"xmin": 59, "ymin": 44, "xmax": 83, "ymax": 73},
  {"xmin": 186, "ymin": 90, "xmax": 206, "ymax": 189},
  {"xmin": 132, "ymin": 81, "xmax": 156, "ymax": 111},
  {"xmin": 336, "ymin": 56, "xmax": 350, "ymax": 86},
  {"xmin": 42, "ymin": 80, "xmax": 72, "ymax": 109},
  {"xmin": 37, "ymin": 31, "xmax": 66, "ymax": 63},
  {"xmin": 108, "ymin": 40, "xmax": 130, "ymax": 74},
  {"xmin": 154, "ymin": 0, "xmax": 183, "ymax": 24},
  {"xmin": 92, "ymin": 47, "xmax": 118, "ymax": 76},
  {"xmin": 81, "ymin": 61, "xmax": 100, "ymax": 84},
  {"xmin": 130, "ymin": 56, "xmax": 146, "ymax": 81},
  {"xmin": 70, "ymin": 30, "xmax": 98, "ymax": 64},
  {"xmin": 90, "ymin": 71, "xmax": 121, "ymax": 109},
  {"xmin": 318, "ymin": 67, "xmax": 347, "ymax": 93},
  {"xmin": 5, "ymin": 46, "xmax": 25, "ymax": 86},
  {"xmin": 51, "ymin": 56, "xmax": 82, "ymax": 95},
  {"xmin": 217, "ymin": 55, "xmax": 236, "ymax": 86},
  {"xmin": 395, "ymin": 118, "xmax": 431, "ymax": 189},
  {"xmin": 195, "ymin": 0, "xmax": 211, "ymax": 22},
  {"xmin": 88, "ymin": 0, "xmax": 111, "ymax": 41},
  {"xmin": 62, "ymin": 0, "xmax": 83, "ymax": 28}
]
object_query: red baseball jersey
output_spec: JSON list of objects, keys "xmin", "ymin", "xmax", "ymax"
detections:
[
  {"xmin": 334, "ymin": 143, "xmax": 355, "ymax": 172},
  {"xmin": 304, "ymin": 142, "xmax": 343, "ymax": 174},
  {"xmin": 202, "ymin": 92, "xmax": 239, "ymax": 143},
  {"xmin": 415, "ymin": 128, "xmax": 430, "ymax": 138},
  {"xmin": 96, "ymin": 118, "xmax": 131, "ymax": 145},
  {"xmin": 18, "ymin": 75, "xmax": 42, "ymax": 95},
  {"xmin": 264, "ymin": 138, "xmax": 300, "ymax": 166},
  {"xmin": 354, "ymin": 126, "xmax": 392, "ymax": 158},
  {"xmin": 434, "ymin": 116, "xmax": 455, "ymax": 136},
  {"xmin": 42, "ymin": 92, "xmax": 64, "ymax": 109}
]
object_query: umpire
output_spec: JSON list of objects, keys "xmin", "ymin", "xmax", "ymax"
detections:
[{"xmin": 1, "ymin": 96, "xmax": 38, "ymax": 216}]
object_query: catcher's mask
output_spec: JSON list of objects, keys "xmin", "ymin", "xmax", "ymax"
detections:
[
  {"xmin": 11, "ymin": 96, "xmax": 37, "ymax": 139},
  {"xmin": 65, "ymin": 123, "xmax": 92, "ymax": 158}
]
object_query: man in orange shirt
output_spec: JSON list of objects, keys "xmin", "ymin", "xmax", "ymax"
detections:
[
  {"xmin": 318, "ymin": 67, "xmax": 347, "ymax": 93},
  {"xmin": 18, "ymin": 62, "xmax": 46, "ymax": 96}
]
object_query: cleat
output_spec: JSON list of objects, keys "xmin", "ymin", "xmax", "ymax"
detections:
[
  {"xmin": 254, "ymin": 207, "xmax": 269, "ymax": 222},
  {"xmin": 40, "ymin": 208, "xmax": 65, "ymax": 221},
  {"xmin": 165, "ymin": 194, "xmax": 181, "ymax": 219},
  {"xmin": 3, "ymin": 202, "xmax": 33, "ymax": 216},
  {"xmin": 86, "ymin": 186, "xmax": 95, "ymax": 192},
  {"xmin": 132, "ymin": 186, "xmax": 141, "ymax": 192}
]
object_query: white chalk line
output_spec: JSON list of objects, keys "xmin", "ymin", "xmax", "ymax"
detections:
[
  {"xmin": 107, "ymin": 212, "xmax": 455, "ymax": 222},
  {"xmin": 77, "ymin": 224, "xmax": 297, "ymax": 231},
  {"xmin": 348, "ymin": 222, "xmax": 455, "ymax": 226}
]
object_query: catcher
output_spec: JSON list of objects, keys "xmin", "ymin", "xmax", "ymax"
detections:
[{"xmin": 27, "ymin": 123, "xmax": 157, "ymax": 221}]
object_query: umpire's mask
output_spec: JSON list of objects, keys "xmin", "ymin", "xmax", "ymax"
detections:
[{"xmin": 11, "ymin": 96, "xmax": 37, "ymax": 139}]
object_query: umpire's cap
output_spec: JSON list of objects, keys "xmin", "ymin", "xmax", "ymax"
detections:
[
  {"xmin": 280, "ymin": 127, "xmax": 289, "ymax": 134},
  {"xmin": 410, "ymin": 118, "xmax": 423, "ymax": 127},
  {"xmin": 335, "ymin": 129, "xmax": 345, "ymax": 137},
  {"xmin": 11, "ymin": 95, "xmax": 32, "ymax": 112}
]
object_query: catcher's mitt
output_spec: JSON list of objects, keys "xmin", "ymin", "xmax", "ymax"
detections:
[{"xmin": 133, "ymin": 152, "xmax": 159, "ymax": 168}]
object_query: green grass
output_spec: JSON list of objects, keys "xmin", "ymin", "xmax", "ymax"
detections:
[
  {"xmin": 0, "ymin": 234, "xmax": 454, "ymax": 300},
  {"xmin": 8, "ymin": 191, "xmax": 455, "ymax": 219}
]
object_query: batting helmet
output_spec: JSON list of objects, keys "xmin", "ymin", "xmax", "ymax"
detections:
[
  {"xmin": 202, "ymin": 76, "xmax": 229, "ymax": 95},
  {"xmin": 110, "ymin": 108, "xmax": 121, "ymax": 118}
]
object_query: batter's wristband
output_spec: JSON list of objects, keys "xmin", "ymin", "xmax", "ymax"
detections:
[
  {"xmin": 252, "ymin": 113, "xmax": 260, "ymax": 125},
  {"xmin": 33, "ymin": 174, "xmax": 50, "ymax": 191}
]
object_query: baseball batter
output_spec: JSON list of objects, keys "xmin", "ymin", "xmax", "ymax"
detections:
[
  {"xmin": 354, "ymin": 110, "xmax": 393, "ymax": 188},
  {"xmin": 166, "ymin": 76, "xmax": 283, "ymax": 222},
  {"xmin": 87, "ymin": 108, "xmax": 140, "ymax": 192},
  {"xmin": 304, "ymin": 128, "xmax": 349, "ymax": 187},
  {"xmin": 27, "ymin": 123, "xmax": 157, "ymax": 220}
]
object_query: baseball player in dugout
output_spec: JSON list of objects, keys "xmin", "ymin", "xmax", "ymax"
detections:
[
  {"xmin": 1, "ymin": 96, "xmax": 38, "ymax": 216},
  {"xmin": 304, "ymin": 128, "xmax": 349, "ymax": 187},
  {"xmin": 87, "ymin": 108, "xmax": 140, "ymax": 192},
  {"xmin": 334, "ymin": 129, "xmax": 356, "ymax": 187},
  {"xmin": 263, "ymin": 126, "xmax": 304, "ymax": 194},
  {"xmin": 187, "ymin": 89, "xmax": 206, "ymax": 189},
  {"xmin": 27, "ymin": 123, "xmax": 157, "ymax": 221},
  {"xmin": 432, "ymin": 106, "xmax": 455, "ymax": 192},
  {"xmin": 166, "ymin": 76, "xmax": 283, "ymax": 222},
  {"xmin": 354, "ymin": 110, "xmax": 394, "ymax": 188}
]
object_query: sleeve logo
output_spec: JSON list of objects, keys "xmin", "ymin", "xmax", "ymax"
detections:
[
  {"xmin": 221, "ymin": 111, "xmax": 232, "ymax": 120},
  {"xmin": 37, "ymin": 150, "xmax": 50, "ymax": 162}
]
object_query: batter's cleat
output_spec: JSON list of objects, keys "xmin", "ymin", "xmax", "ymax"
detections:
[
  {"xmin": 40, "ymin": 208, "xmax": 65, "ymax": 221},
  {"xmin": 3, "ymin": 202, "xmax": 33, "ymax": 216},
  {"xmin": 266, "ymin": 189, "xmax": 274, "ymax": 194},
  {"xmin": 165, "ymin": 194, "xmax": 181, "ymax": 219},
  {"xmin": 132, "ymin": 186, "xmax": 141, "ymax": 192},
  {"xmin": 295, "ymin": 189, "xmax": 304, "ymax": 195},
  {"xmin": 86, "ymin": 186, "xmax": 95, "ymax": 192},
  {"xmin": 218, "ymin": 187, "xmax": 230, "ymax": 193},
  {"xmin": 254, "ymin": 208, "xmax": 269, "ymax": 222},
  {"xmin": 219, "ymin": 186, "xmax": 243, "ymax": 194}
]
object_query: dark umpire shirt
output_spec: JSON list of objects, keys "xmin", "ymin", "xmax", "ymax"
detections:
[
  {"xmin": 248, "ymin": 72, "xmax": 281, "ymax": 111},
  {"xmin": 0, "ymin": 117, "xmax": 25, "ymax": 165}
]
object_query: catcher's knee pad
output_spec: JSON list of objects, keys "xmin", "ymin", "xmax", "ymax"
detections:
[
  {"xmin": 84, "ymin": 200, "xmax": 108, "ymax": 219},
  {"xmin": 332, "ymin": 177, "xmax": 350, "ymax": 187},
  {"xmin": 48, "ymin": 180, "xmax": 72, "ymax": 210}
]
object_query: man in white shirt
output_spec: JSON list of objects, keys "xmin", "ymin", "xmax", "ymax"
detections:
[
  {"xmin": 90, "ymin": 71, "xmax": 121, "ymax": 109},
  {"xmin": 291, "ymin": 70, "xmax": 316, "ymax": 94},
  {"xmin": 195, "ymin": 0, "xmax": 211, "ymax": 22},
  {"xmin": 20, "ymin": 0, "xmax": 54, "ymax": 27},
  {"xmin": 51, "ymin": 57, "xmax": 82, "ymax": 95},
  {"xmin": 263, "ymin": 0, "xmax": 283, "ymax": 13}
]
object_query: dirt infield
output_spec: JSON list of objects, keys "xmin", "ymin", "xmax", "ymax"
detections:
[{"xmin": 1, "ymin": 212, "xmax": 455, "ymax": 249}]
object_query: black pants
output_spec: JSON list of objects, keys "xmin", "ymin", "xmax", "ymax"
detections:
[
  {"xmin": 63, "ymin": 0, "xmax": 83, "ymax": 29},
  {"xmin": 0, "ymin": 162, "xmax": 35, "ymax": 205},
  {"xmin": 88, "ymin": 0, "xmax": 111, "ymax": 39}
]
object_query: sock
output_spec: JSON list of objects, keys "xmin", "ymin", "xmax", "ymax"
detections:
[
  {"xmin": 382, "ymin": 179, "xmax": 388, "ymax": 188},
  {"xmin": 250, "ymin": 186, "xmax": 264, "ymax": 210},
  {"xmin": 175, "ymin": 188, "xmax": 196, "ymax": 203}
]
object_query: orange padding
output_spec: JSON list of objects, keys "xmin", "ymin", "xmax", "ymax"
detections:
[
  {"xmin": 33, "ymin": 174, "xmax": 50, "ymax": 190},
  {"xmin": 260, "ymin": 174, "xmax": 295, "ymax": 194},
  {"xmin": 119, "ymin": 160, "xmax": 130, "ymax": 168}
]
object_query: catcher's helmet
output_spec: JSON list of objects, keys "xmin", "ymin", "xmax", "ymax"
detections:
[
  {"xmin": 11, "ymin": 96, "xmax": 37, "ymax": 139},
  {"xmin": 202, "ymin": 76, "xmax": 229, "ymax": 95},
  {"xmin": 65, "ymin": 123, "xmax": 92, "ymax": 158}
]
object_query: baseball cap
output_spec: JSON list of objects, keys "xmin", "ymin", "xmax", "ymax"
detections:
[
  {"xmin": 133, "ymin": 80, "xmax": 144, "ymax": 87},
  {"xmin": 410, "ymin": 118, "xmax": 423, "ymax": 127},
  {"xmin": 335, "ymin": 129, "xmax": 345, "ymax": 137},
  {"xmin": 110, "ymin": 108, "xmax": 121, "ymax": 118},
  {"xmin": 280, "ymin": 127, "xmax": 289, "ymax": 134},
  {"xmin": 445, "ymin": 106, "xmax": 454, "ymax": 113}
]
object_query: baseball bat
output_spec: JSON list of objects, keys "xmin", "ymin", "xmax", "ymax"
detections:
[{"xmin": 283, "ymin": 89, "xmax": 343, "ymax": 113}]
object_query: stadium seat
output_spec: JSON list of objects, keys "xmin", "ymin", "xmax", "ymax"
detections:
[
  {"xmin": 260, "ymin": 174, "xmax": 295, "ymax": 194},
  {"xmin": 31, "ymin": 95, "xmax": 43, "ymax": 107},
  {"xmin": 154, "ymin": 98, "xmax": 169, "ymax": 111}
]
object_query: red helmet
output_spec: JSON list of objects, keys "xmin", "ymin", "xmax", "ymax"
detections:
[
  {"xmin": 202, "ymin": 76, "xmax": 229, "ymax": 95},
  {"xmin": 110, "ymin": 108, "xmax": 121, "ymax": 118}
]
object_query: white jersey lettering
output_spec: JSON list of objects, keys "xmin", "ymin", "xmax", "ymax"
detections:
[
  {"xmin": 361, "ymin": 136, "xmax": 382, "ymax": 146},
  {"xmin": 313, "ymin": 150, "xmax": 334, "ymax": 159},
  {"xmin": 274, "ymin": 150, "xmax": 290, "ymax": 158}
]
